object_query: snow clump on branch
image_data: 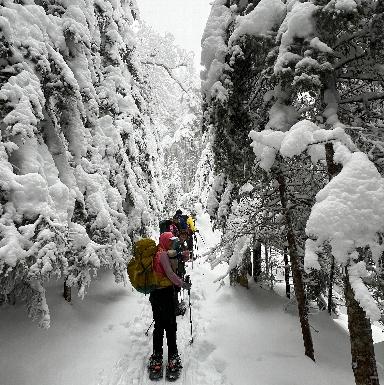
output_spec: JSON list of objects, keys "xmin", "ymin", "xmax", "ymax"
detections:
[
  {"xmin": 305, "ymin": 144, "xmax": 384, "ymax": 321},
  {"xmin": 249, "ymin": 119, "xmax": 384, "ymax": 320},
  {"xmin": 200, "ymin": 0, "xmax": 232, "ymax": 102},
  {"xmin": 228, "ymin": 0, "xmax": 286, "ymax": 46},
  {"xmin": 249, "ymin": 119, "xmax": 353, "ymax": 171}
]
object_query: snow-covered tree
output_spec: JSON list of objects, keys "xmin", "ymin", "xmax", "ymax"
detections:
[
  {"xmin": 0, "ymin": 0, "xmax": 164, "ymax": 327},
  {"xmin": 135, "ymin": 22, "xmax": 204, "ymax": 214},
  {"xmin": 202, "ymin": 0, "xmax": 383, "ymax": 379}
]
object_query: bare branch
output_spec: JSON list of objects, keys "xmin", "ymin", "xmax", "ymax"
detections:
[{"xmin": 141, "ymin": 61, "xmax": 189, "ymax": 93}]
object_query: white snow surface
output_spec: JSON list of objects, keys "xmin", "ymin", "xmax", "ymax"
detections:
[{"xmin": 1, "ymin": 213, "xmax": 383, "ymax": 385}]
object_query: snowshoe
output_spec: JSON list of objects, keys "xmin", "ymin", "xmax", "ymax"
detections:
[
  {"xmin": 148, "ymin": 354, "xmax": 163, "ymax": 381},
  {"xmin": 166, "ymin": 353, "xmax": 182, "ymax": 382}
]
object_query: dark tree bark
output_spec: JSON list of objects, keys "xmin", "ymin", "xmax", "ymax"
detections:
[
  {"xmin": 245, "ymin": 250, "xmax": 252, "ymax": 276},
  {"xmin": 265, "ymin": 242, "xmax": 269, "ymax": 280},
  {"xmin": 276, "ymin": 170, "xmax": 315, "ymax": 361},
  {"xmin": 344, "ymin": 269, "xmax": 380, "ymax": 385},
  {"xmin": 63, "ymin": 279, "xmax": 71, "ymax": 303},
  {"xmin": 325, "ymin": 143, "xmax": 342, "ymax": 178},
  {"xmin": 253, "ymin": 238, "xmax": 262, "ymax": 282},
  {"xmin": 327, "ymin": 255, "xmax": 335, "ymax": 315},
  {"xmin": 229, "ymin": 268, "xmax": 237, "ymax": 286},
  {"xmin": 325, "ymin": 143, "xmax": 342, "ymax": 315},
  {"xmin": 283, "ymin": 246, "xmax": 291, "ymax": 299}
]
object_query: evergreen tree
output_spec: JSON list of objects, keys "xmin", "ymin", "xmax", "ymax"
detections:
[
  {"xmin": 0, "ymin": 0, "xmax": 163, "ymax": 327},
  {"xmin": 202, "ymin": 0, "xmax": 384, "ymax": 378}
]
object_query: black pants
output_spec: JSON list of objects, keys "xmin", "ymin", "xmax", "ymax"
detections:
[{"xmin": 149, "ymin": 286, "xmax": 177, "ymax": 358}]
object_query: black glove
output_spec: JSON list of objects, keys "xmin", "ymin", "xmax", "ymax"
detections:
[
  {"xmin": 181, "ymin": 279, "xmax": 191, "ymax": 291},
  {"xmin": 181, "ymin": 281, "xmax": 191, "ymax": 290}
]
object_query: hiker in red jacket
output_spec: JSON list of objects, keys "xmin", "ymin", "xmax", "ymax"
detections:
[{"xmin": 148, "ymin": 232, "xmax": 191, "ymax": 380}]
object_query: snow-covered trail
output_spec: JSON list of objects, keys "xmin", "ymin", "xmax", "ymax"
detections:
[
  {"xmin": 98, "ymin": 258, "xmax": 228, "ymax": 385},
  {"xmin": 1, "ymin": 208, "xmax": 383, "ymax": 385},
  {"xmin": 1, "ymin": 256, "xmax": 383, "ymax": 385},
  {"xmin": 97, "ymin": 254, "xmax": 384, "ymax": 385}
]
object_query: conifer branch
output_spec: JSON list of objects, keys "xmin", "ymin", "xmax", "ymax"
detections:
[{"xmin": 339, "ymin": 91, "xmax": 384, "ymax": 104}]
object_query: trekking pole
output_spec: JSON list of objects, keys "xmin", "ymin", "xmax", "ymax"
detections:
[
  {"xmin": 191, "ymin": 240, "xmax": 194, "ymax": 270},
  {"xmin": 197, "ymin": 232, "xmax": 207, "ymax": 247},
  {"xmin": 185, "ymin": 275, "xmax": 193, "ymax": 344},
  {"xmin": 193, "ymin": 234, "xmax": 199, "ymax": 259},
  {"xmin": 145, "ymin": 319, "xmax": 154, "ymax": 336}
]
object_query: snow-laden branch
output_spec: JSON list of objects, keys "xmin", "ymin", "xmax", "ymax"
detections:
[
  {"xmin": 340, "ymin": 91, "xmax": 384, "ymax": 104},
  {"xmin": 334, "ymin": 51, "xmax": 366, "ymax": 70},
  {"xmin": 249, "ymin": 120, "xmax": 356, "ymax": 172},
  {"xmin": 141, "ymin": 61, "xmax": 189, "ymax": 93},
  {"xmin": 305, "ymin": 144, "xmax": 384, "ymax": 321},
  {"xmin": 249, "ymin": 117, "xmax": 384, "ymax": 320},
  {"xmin": 333, "ymin": 29, "xmax": 369, "ymax": 49}
]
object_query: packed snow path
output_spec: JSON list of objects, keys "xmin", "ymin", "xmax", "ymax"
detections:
[
  {"xmin": 98, "ymin": 260, "xmax": 228, "ymax": 385},
  {"xmin": 1, "ymin": 259, "xmax": 383, "ymax": 385},
  {"xmin": 0, "ymin": 260, "xmax": 384, "ymax": 385}
]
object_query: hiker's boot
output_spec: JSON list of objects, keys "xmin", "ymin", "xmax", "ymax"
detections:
[
  {"xmin": 148, "ymin": 353, "xmax": 163, "ymax": 380},
  {"xmin": 166, "ymin": 353, "xmax": 182, "ymax": 381}
]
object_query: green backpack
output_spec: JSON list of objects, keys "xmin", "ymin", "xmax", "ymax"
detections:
[{"xmin": 127, "ymin": 238, "xmax": 159, "ymax": 294}]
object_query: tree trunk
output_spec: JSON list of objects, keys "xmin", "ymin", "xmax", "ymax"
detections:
[
  {"xmin": 283, "ymin": 246, "xmax": 291, "ymax": 299},
  {"xmin": 63, "ymin": 279, "xmax": 71, "ymax": 302},
  {"xmin": 245, "ymin": 251, "xmax": 252, "ymax": 276},
  {"xmin": 325, "ymin": 142, "xmax": 342, "ymax": 178},
  {"xmin": 276, "ymin": 171, "xmax": 315, "ymax": 361},
  {"xmin": 325, "ymin": 143, "xmax": 342, "ymax": 315},
  {"xmin": 253, "ymin": 238, "xmax": 262, "ymax": 282},
  {"xmin": 229, "ymin": 268, "xmax": 237, "ymax": 286},
  {"xmin": 265, "ymin": 242, "xmax": 269, "ymax": 281},
  {"xmin": 327, "ymin": 255, "xmax": 335, "ymax": 315},
  {"xmin": 344, "ymin": 269, "xmax": 380, "ymax": 385}
]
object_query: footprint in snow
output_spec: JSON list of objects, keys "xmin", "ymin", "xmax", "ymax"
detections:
[
  {"xmin": 103, "ymin": 324, "xmax": 114, "ymax": 332},
  {"xmin": 195, "ymin": 339, "xmax": 216, "ymax": 360}
]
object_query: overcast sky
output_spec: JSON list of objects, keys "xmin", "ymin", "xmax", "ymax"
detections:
[{"xmin": 137, "ymin": 0, "xmax": 212, "ymax": 69}]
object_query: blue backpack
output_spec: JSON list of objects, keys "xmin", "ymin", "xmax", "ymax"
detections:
[{"xmin": 176, "ymin": 214, "xmax": 188, "ymax": 233}]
